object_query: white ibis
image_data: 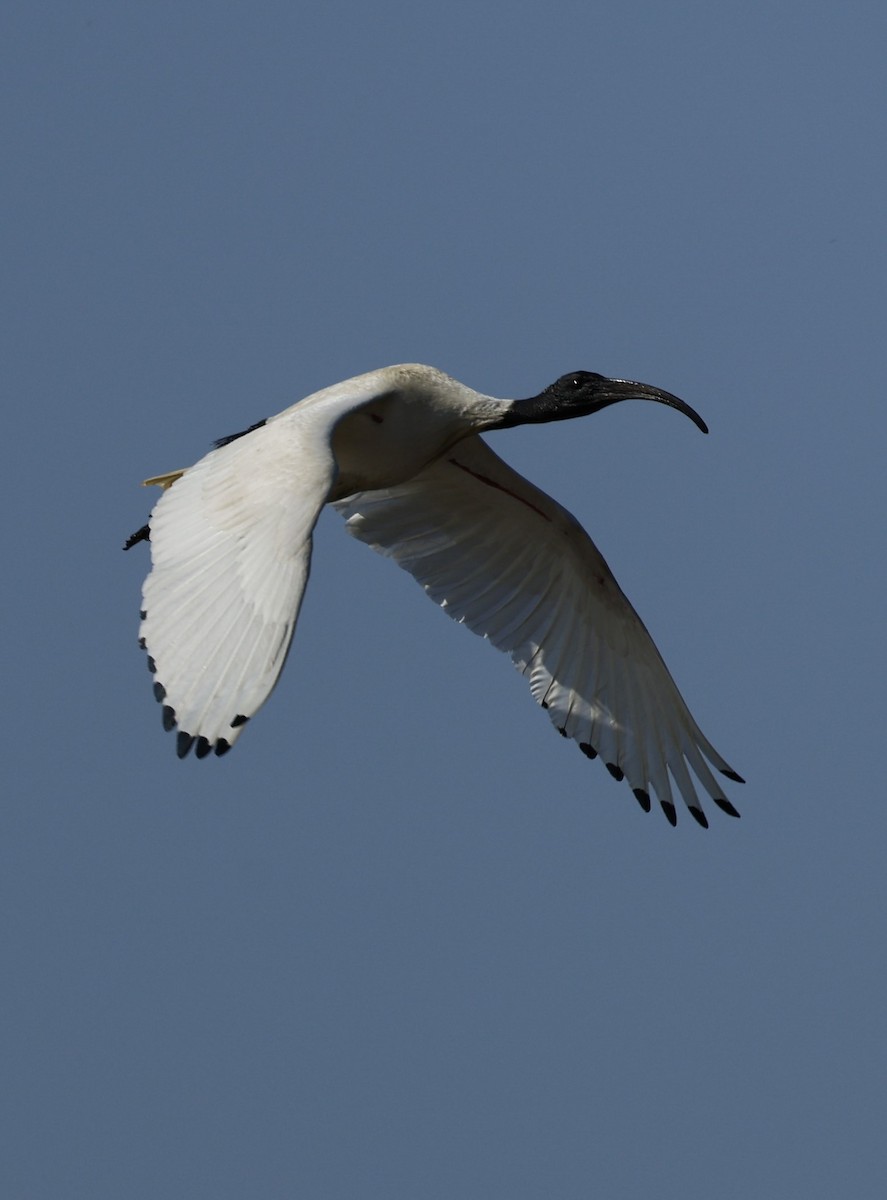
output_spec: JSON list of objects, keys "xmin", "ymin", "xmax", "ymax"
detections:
[{"xmin": 125, "ymin": 364, "xmax": 742, "ymax": 826}]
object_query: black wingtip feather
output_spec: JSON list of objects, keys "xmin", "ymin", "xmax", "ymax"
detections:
[
  {"xmin": 123, "ymin": 524, "xmax": 150, "ymax": 550},
  {"xmin": 162, "ymin": 705, "xmax": 177, "ymax": 732},
  {"xmin": 579, "ymin": 743, "xmax": 597, "ymax": 760},
  {"xmin": 195, "ymin": 737, "xmax": 212, "ymax": 759},
  {"xmin": 214, "ymin": 739, "xmax": 231, "ymax": 757},
  {"xmin": 721, "ymin": 768, "xmax": 745, "ymax": 784},
  {"xmin": 712, "ymin": 796, "xmax": 742, "ymax": 819},
  {"xmin": 689, "ymin": 807, "xmax": 709, "ymax": 829},
  {"xmin": 632, "ymin": 788, "xmax": 651, "ymax": 813},
  {"xmin": 176, "ymin": 731, "xmax": 195, "ymax": 758},
  {"xmin": 660, "ymin": 800, "xmax": 678, "ymax": 827},
  {"xmin": 605, "ymin": 762, "xmax": 624, "ymax": 781}
]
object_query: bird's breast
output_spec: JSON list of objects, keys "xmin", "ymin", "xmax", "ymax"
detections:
[{"xmin": 329, "ymin": 399, "xmax": 466, "ymax": 498}]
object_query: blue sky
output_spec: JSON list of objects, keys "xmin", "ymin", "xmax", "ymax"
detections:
[{"xmin": 3, "ymin": 2, "xmax": 885, "ymax": 1196}]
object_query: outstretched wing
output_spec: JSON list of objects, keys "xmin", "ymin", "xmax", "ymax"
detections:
[
  {"xmin": 335, "ymin": 435, "xmax": 742, "ymax": 825},
  {"xmin": 139, "ymin": 417, "xmax": 335, "ymax": 757}
]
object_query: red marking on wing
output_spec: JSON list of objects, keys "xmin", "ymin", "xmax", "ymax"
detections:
[{"xmin": 449, "ymin": 458, "xmax": 551, "ymax": 522}]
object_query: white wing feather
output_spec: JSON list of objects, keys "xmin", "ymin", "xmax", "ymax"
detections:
[
  {"xmin": 335, "ymin": 435, "xmax": 741, "ymax": 824},
  {"xmin": 140, "ymin": 416, "xmax": 334, "ymax": 757}
]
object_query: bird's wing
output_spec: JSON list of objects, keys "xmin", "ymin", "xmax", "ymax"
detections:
[
  {"xmin": 335, "ymin": 435, "xmax": 741, "ymax": 825},
  {"xmin": 139, "ymin": 414, "xmax": 336, "ymax": 758}
]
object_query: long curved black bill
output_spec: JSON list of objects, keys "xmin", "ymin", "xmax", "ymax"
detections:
[{"xmin": 598, "ymin": 378, "xmax": 708, "ymax": 434}]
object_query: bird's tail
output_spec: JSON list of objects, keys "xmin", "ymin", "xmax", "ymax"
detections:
[{"xmin": 143, "ymin": 469, "xmax": 185, "ymax": 490}]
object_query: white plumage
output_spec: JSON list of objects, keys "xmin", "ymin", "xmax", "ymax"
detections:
[{"xmin": 128, "ymin": 363, "xmax": 742, "ymax": 826}]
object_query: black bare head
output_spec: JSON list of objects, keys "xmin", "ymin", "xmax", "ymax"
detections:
[{"xmin": 500, "ymin": 370, "xmax": 708, "ymax": 434}]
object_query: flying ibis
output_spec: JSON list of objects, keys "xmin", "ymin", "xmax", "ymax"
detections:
[{"xmin": 125, "ymin": 364, "xmax": 742, "ymax": 826}]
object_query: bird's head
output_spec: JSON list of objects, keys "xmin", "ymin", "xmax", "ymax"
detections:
[{"xmin": 501, "ymin": 371, "xmax": 708, "ymax": 434}]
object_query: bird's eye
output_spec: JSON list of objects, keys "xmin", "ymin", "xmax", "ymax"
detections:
[{"xmin": 553, "ymin": 371, "xmax": 594, "ymax": 393}]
